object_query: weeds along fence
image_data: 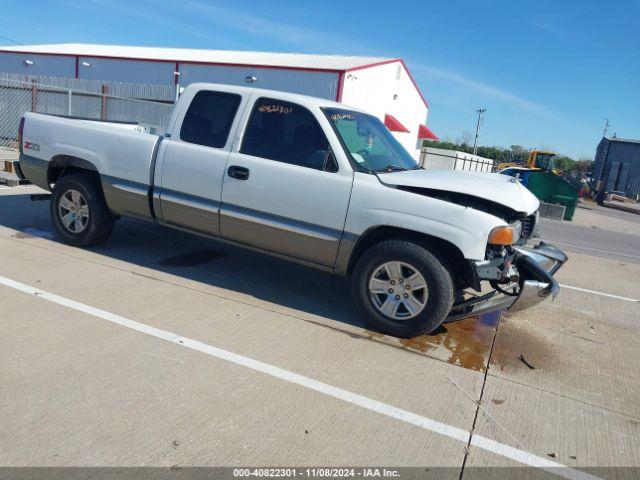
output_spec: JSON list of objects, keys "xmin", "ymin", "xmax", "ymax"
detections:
[{"xmin": 0, "ymin": 72, "xmax": 175, "ymax": 159}]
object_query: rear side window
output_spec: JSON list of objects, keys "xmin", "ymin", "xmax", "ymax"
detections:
[
  {"xmin": 240, "ymin": 98, "xmax": 332, "ymax": 170},
  {"xmin": 180, "ymin": 91, "xmax": 241, "ymax": 148}
]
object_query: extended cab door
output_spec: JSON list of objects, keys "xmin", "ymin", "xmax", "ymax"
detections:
[
  {"xmin": 220, "ymin": 96, "xmax": 354, "ymax": 267},
  {"xmin": 156, "ymin": 87, "xmax": 247, "ymax": 236}
]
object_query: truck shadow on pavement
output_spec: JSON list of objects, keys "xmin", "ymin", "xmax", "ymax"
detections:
[
  {"xmin": 0, "ymin": 191, "xmax": 363, "ymax": 326},
  {"xmin": 0, "ymin": 191, "xmax": 498, "ymax": 372}
]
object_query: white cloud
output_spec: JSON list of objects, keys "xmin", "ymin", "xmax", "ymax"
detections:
[
  {"xmin": 172, "ymin": 0, "xmax": 367, "ymax": 54},
  {"xmin": 81, "ymin": 0, "xmax": 243, "ymax": 48},
  {"xmin": 409, "ymin": 62, "xmax": 556, "ymax": 117}
]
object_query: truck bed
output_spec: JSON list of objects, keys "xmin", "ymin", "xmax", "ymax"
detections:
[{"xmin": 20, "ymin": 112, "xmax": 162, "ymax": 219}]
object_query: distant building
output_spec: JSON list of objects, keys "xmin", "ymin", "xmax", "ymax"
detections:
[
  {"xmin": 593, "ymin": 137, "xmax": 640, "ymax": 198},
  {"xmin": 0, "ymin": 43, "xmax": 439, "ymax": 156}
]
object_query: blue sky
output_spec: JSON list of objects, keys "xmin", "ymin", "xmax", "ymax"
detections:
[{"xmin": 1, "ymin": 0, "xmax": 638, "ymax": 159}]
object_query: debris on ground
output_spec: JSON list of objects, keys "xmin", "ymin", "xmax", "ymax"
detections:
[{"xmin": 518, "ymin": 354, "xmax": 536, "ymax": 369}]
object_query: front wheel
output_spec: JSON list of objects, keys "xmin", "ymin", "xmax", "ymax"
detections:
[
  {"xmin": 50, "ymin": 173, "xmax": 116, "ymax": 246},
  {"xmin": 352, "ymin": 240, "xmax": 454, "ymax": 338}
]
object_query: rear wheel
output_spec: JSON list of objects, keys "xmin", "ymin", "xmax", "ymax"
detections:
[
  {"xmin": 50, "ymin": 173, "xmax": 116, "ymax": 246},
  {"xmin": 352, "ymin": 240, "xmax": 454, "ymax": 337}
]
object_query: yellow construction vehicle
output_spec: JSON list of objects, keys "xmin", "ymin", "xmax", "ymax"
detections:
[
  {"xmin": 527, "ymin": 150, "xmax": 557, "ymax": 172},
  {"xmin": 497, "ymin": 149, "xmax": 556, "ymax": 171},
  {"xmin": 496, "ymin": 161, "xmax": 518, "ymax": 170}
]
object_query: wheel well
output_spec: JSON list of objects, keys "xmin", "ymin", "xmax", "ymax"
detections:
[
  {"xmin": 48, "ymin": 155, "xmax": 99, "ymax": 186},
  {"xmin": 347, "ymin": 226, "xmax": 473, "ymax": 290}
]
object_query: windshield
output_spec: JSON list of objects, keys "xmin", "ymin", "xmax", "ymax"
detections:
[{"xmin": 323, "ymin": 108, "xmax": 419, "ymax": 172}]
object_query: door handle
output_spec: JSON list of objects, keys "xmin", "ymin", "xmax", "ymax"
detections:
[{"xmin": 227, "ymin": 165, "xmax": 250, "ymax": 180}]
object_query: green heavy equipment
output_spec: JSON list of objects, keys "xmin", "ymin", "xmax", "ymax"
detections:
[{"xmin": 498, "ymin": 150, "xmax": 579, "ymax": 221}]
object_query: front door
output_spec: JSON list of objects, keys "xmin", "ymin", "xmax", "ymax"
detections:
[
  {"xmin": 220, "ymin": 96, "xmax": 353, "ymax": 267},
  {"xmin": 157, "ymin": 89, "xmax": 245, "ymax": 236}
]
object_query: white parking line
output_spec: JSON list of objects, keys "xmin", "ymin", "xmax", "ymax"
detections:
[
  {"xmin": 560, "ymin": 284, "xmax": 639, "ymax": 303},
  {"xmin": 0, "ymin": 274, "xmax": 600, "ymax": 480}
]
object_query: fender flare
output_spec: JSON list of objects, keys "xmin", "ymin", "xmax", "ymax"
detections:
[{"xmin": 48, "ymin": 155, "xmax": 99, "ymax": 184}]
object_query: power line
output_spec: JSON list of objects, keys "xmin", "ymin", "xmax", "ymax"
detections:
[{"xmin": 0, "ymin": 33, "xmax": 23, "ymax": 45}]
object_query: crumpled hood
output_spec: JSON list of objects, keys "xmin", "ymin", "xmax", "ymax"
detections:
[{"xmin": 378, "ymin": 169, "xmax": 540, "ymax": 215}]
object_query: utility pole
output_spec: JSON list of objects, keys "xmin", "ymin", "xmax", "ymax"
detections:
[
  {"xmin": 602, "ymin": 118, "xmax": 611, "ymax": 138},
  {"xmin": 472, "ymin": 108, "xmax": 486, "ymax": 155}
]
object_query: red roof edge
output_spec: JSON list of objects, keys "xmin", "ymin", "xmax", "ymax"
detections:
[
  {"xmin": 401, "ymin": 60, "xmax": 429, "ymax": 109},
  {"xmin": 384, "ymin": 114, "xmax": 410, "ymax": 133},
  {"xmin": 418, "ymin": 124, "xmax": 439, "ymax": 141}
]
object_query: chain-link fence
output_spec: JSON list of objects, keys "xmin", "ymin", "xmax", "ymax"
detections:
[{"xmin": 0, "ymin": 72, "xmax": 175, "ymax": 163}]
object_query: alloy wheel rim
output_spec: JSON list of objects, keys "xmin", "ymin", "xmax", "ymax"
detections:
[
  {"xmin": 368, "ymin": 261, "xmax": 428, "ymax": 320},
  {"xmin": 58, "ymin": 189, "xmax": 89, "ymax": 234}
]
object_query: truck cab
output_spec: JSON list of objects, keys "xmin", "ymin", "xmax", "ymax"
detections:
[{"xmin": 155, "ymin": 84, "xmax": 355, "ymax": 267}]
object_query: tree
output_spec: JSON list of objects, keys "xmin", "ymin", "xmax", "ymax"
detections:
[
  {"xmin": 509, "ymin": 145, "xmax": 529, "ymax": 163},
  {"xmin": 554, "ymin": 156, "xmax": 576, "ymax": 171},
  {"xmin": 575, "ymin": 159, "xmax": 594, "ymax": 174}
]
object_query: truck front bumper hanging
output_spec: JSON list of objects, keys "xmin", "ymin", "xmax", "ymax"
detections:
[
  {"xmin": 510, "ymin": 241, "xmax": 568, "ymax": 312},
  {"xmin": 445, "ymin": 241, "xmax": 568, "ymax": 323}
]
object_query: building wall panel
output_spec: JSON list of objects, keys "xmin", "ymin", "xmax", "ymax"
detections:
[
  {"xmin": 0, "ymin": 52, "xmax": 75, "ymax": 77},
  {"xmin": 78, "ymin": 57, "xmax": 175, "ymax": 85},
  {"xmin": 341, "ymin": 61, "xmax": 428, "ymax": 157},
  {"xmin": 178, "ymin": 63, "xmax": 338, "ymax": 100}
]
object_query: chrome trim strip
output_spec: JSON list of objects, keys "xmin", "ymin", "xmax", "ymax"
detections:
[
  {"xmin": 101, "ymin": 175, "xmax": 149, "ymax": 196},
  {"xmin": 158, "ymin": 187, "xmax": 220, "ymax": 213},
  {"xmin": 111, "ymin": 182, "xmax": 148, "ymax": 196},
  {"xmin": 221, "ymin": 203, "xmax": 342, "ymax": 243}
]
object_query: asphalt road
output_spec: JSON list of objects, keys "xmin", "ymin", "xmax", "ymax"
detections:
[{"xmin": 540, "ymin": 218, "xmax": 640, "ymax": 263}]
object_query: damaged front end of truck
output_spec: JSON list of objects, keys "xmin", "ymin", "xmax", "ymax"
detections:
[
  {"xmin": 446, "ymin": 203, "xmax": 568, "ymax": 323},
  {"xmin": 381, "ymin": 170, "xmax": 568, "ymax": 323},
  {"xmin": 447, "ymin": 239, "xmax": 568, "ymax": 323}
]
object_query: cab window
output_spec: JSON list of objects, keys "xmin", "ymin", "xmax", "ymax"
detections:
[
  {"xmin": 241, "ymin": 98, "xmax": 334, "ymax": 171},
  {"xmin": 180, "ymin": 91, "xmax": 241, "ymax": 148}
]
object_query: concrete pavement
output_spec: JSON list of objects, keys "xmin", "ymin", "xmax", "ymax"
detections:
[{"xmin": 1, "ymin": 185, "xmax": 639, "ymax": 478}]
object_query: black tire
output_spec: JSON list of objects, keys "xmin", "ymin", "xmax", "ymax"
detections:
[
  {"xmin": 351, "ymin": 240, "xmax": 454, "ymax": 338},
  {"xmin": 50, "ymin": 173, "xmax": 116, "ymax": 246}
]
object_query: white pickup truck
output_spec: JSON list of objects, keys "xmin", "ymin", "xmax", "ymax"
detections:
[{"xmin": 14, "ymin": 83, "xmax": 567, "ymax": 337}]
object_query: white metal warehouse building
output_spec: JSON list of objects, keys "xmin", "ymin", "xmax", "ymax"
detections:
[{"xmin": 0, "ymin": 43, "xmax": 438, "ymax": 155}]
